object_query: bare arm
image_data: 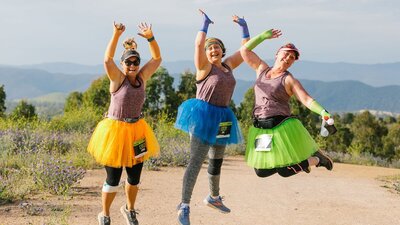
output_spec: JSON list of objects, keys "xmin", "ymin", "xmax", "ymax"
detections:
[
  {"xmin": 287, "ymin": 75, "xmax": 331, "ymax": 119},
  {"xmin": 239, "ymin": 29, "xmax": 281, "ymax": 76},
  {"xmin": 195, "ymin": 9, "xmax": 213, "ymax": 81},
  {"xmin": 223, "ymin": 15, "xmax": 250, "ymax": 70},
  {"xmin": 137, "ymin": 22, "xmax": 162, "ymax": 83},
  {"xmin": 287, "ymin": 75, "xmax": 313, "ymax": 106},
  {"xmin": 240, "ymin": 46, "xmax": 269, "ymax": 76},
  {"xmin": 104, "ymin": 22, "xmax": 125, "ymax": 92}
]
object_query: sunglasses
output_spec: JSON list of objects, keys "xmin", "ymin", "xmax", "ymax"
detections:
[{"xmin": 124, "ymin": 59, "xmax": 140, "ymax": 66}]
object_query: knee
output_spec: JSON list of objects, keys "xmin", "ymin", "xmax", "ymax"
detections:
[
  {"xmin": 102, "ymin": 182, "xmax": 119, "ymax": 193},
  {"xmin": 127, "ymin": 176, "xmax": 140, "ymax": 186},
  {"xmin": 254, "ymin": 168, "xmax": 277, "ymax": 178},
  {"xmin": 208, "ymin": 158, "xmax": 223, "ymax": 175},
  {"xmin": 126, "ymin": 163, "xmax": 143, "ymax": 185},
  {"xmin": 277, "ymin": 167, "xmax": 298, "ymax": 178},
  {"xmin": 106, "ymin": 177, "xmax": 120, "ymax": 186}
]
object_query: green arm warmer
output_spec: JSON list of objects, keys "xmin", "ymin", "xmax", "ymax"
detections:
[
  {"xmin": 244, "ymin": 29, "xmax": 273, "ymax": 50},
  {"xmin": 309, "ymin": 100, "xmax": 331, "ymax": 119}
]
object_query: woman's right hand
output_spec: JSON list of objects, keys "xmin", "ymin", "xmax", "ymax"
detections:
[{"xmin": 113, "ymin": 21, "xmax": 125, "ymax": 35}]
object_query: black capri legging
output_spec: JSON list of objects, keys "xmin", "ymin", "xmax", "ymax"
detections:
[
  {"xmin": 105, "ymin": 163, "xmax": 143, "ymax": 186},
  {"xmin": 255, "ymin": 159, "xmax": 309, "ymax": 178}
]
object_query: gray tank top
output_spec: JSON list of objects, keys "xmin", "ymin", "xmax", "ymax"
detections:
[
  {"xmin": 253, "ymin": 68, "xmax": 291, "ymax": 118},
  {"xmin": 107, "ymin": 76, "xmax": 145, "ymax": 119},
  {"xmin": 196, "ymin": 63, "xmax": 236, "ymax": 107}
]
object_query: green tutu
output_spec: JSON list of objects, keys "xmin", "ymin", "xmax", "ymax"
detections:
[{"xmin": 245, "ymin": 118, "xmax": 318, "ymax": 169}]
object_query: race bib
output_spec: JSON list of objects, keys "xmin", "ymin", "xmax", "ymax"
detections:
[
  {"xmin": 216, "ymin": 122, "xmax": 232, "ymax": 138},
  {"xmin": 133, "ymin": 139, "xmax": 147, "ymax": 158},
  {"xmin": 254, "ymin": 134, "xmax": 273, "ymax": 152}
]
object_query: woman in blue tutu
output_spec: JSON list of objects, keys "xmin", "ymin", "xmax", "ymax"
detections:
[
  {"xmin": 239, "ymin": 29, "xmax": 334, "ymax": 178},
  {"xmin": 174, "ymin": 9, "xmax": 250, "ymax": 225}
]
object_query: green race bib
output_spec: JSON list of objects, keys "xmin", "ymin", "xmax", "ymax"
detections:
[
  {"xmin": 216, "ymin": 121, "xmax": 232, "ymax": 138},
  {"xmin": 133, "ymin": 139, "xmax": 147, "ymax": 158}
]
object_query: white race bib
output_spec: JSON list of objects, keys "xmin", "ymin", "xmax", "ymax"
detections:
[{"xmin": 254, "ymin": 134, "xmax": 273, "ymax": 152}]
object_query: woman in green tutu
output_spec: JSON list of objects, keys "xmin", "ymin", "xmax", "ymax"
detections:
[{"xmin": 239, "ymin": 29, "xmax": 334, "ymax": 177}]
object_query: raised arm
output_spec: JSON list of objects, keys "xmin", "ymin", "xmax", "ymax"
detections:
[
  {"xmin": 137, "ymin": 22, "xmax": 162, "ymax": 82},
  {"xmin": 104, "ymin": 22, "xmax": 125, "ymax": 91},
  {"xmin": 195, "ymin": 9, "xmax": 213, "ymax": 81},
  {"xmin": 240, "ymin": 29, "xmax": 281, "ymax": 76},
  {"xmin": 223, "ymin": 15, "xmax": 251, "ymax": 70}
]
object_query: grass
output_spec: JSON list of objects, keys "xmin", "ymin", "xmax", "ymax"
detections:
[
  {"xmin": 378, "ymin": 174, "xmax": 400, "ymax": 194},
  {"xmin": 1, "ymin": 113, "xmax": 400, "ymax": 204}
]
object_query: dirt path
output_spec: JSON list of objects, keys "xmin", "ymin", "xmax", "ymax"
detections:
[{"xmin": 1, "ymin": 157, "xmax": 400, "ymax": 225}]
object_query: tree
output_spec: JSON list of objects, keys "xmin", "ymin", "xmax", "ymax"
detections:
[
  {"xmin": 143, "ymin": 67, "xmax": 179, "ymax": 117},
  {"xmin": 83, "ymin": 75, "xmax": 110, "ymax": 113},
  {"xmin": 321, "ymin": 114, "xmax": 354, "ymax": 153},
  {"xmin": 176, "ymin": 70, "xmax": 196, "ymax": 103},
  {"xmin": 64, "ymin": 91, "xmax": 83, "ymax": 112},
  {"xmin": 10, "ymin": 100, "xmax": 37, "ymax": 120},
  {"xmin": 0, "ymin": 85, "xmax": 6, "ymax": 117},
  {"xmin": 236, "ymin": 88, "xmax": 254, "ymax": 123},
  {"xmin": 350, "ymin": 111, "xmax": 388, "ymax": 156},
  {"xmin": 289, "ymin": 97, "xmax": 319, "ymax": 135},
  {"xmin": 382, "ymin": 123, "xmax": 400, "ymax": 160},
  {"xmin": 341, "ymin": 112, "xmax": 355, "ymax": 125}
]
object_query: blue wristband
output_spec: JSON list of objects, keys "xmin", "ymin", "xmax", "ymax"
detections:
[
  {"xmin": 237, "ymin": 18, "xmax": 249, "ymax": 38},
  {"xmin": 200, "ymin": 12, "xmax": 213, "ymax": 33},
  {"xmin": 241, "ymin": 25, "xmax": 250, "ymax": 38}
]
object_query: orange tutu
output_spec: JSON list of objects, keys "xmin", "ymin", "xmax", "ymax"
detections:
[{"xmin": 87, "ymin": 118, "xmax": 160, "ymax": 168}]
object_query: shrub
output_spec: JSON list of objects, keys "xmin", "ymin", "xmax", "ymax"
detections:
[{"xmin": 32, "ymin": 157, "xmax": 86, "ymax": 195}]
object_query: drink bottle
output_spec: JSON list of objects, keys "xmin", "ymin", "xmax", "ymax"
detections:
[{"xmin": 320, "ymin": 118, "xmax": 337, "ymax": 137}]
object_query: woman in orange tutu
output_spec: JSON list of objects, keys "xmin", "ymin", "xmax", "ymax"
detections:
[{"xmin": 87, "ymin": 21, "xmax": 161, "ymax": 225}]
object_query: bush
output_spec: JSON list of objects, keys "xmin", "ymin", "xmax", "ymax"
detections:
[
  {"xmin": 49, "ymin": 108, "xmax": 102, "ymax": 133},
  {"xmin": 32, "ymin": 157, "xmax": 86, "ymax": 195},
  {"xmin": 0, "ymin": 168, "xmax": 33, "ymax": 203}
]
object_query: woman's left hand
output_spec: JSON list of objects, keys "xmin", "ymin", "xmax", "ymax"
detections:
[{"xmin": 137, "ymin": 22, "xmax": 154, "ymax": 39}]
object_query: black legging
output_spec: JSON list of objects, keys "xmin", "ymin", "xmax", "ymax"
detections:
[
  {"xmin": 105, "ymin": 163, "xmax": 143, "ymax": 186},
  {"xmin": 255, "ymin": 159, "xmax": 309, "ymax": 178}
]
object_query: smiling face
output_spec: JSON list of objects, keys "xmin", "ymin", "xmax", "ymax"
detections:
[
  {"xmin": 206, "ymin": 43, "xmax": 224, "ymax": 64},
  {"xmin": 275, "ymin": 50, "xmax": 297, "ymax": 69},
  {"xmin": 122, "ymin": 56, "xmax": 140, "ymax": 76}
]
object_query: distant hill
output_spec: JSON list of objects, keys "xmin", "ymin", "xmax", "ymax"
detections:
[
  {"xmin": 16, "ymin": 60, "xmax": 400, "ymax": 87},
  {"xmin": 0, "ymin": 66, "xmax": 100, "ymax": 100},
  {"xmin": 1, "ymin": 61, "xmax": 400, "ymax": 114}
]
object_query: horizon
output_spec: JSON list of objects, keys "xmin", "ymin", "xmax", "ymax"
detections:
[
  {"xmin": 1, "ymin": 0, "xmax": 399, "ymax": 66},
  {"xmin": 2, "ymin": 58, "xmax": 400, "ymax": 68}
]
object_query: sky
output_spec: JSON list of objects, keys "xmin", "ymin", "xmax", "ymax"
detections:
[{"xmin": 0, "ymin": 0, "xmax": 399, "ymax": 66}]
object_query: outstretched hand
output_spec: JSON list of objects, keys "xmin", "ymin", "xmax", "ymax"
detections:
[
  {"xmin": 265, "ymin": 29, "xmax": 282, "ymax": 39},
  {"xmin": 137, "ymin": 22, "xmax": 154, "ymax": 39},
  {"xmin": 199, "ymin": 9, "xmax": 214, "ymax": 25},
  {"xmin": 113, "ymin": 21, "xmax": 125, "ymax": 34},
  {"xmin": 232, "ymin": 15, "xmax": 247, "ymax": 27}
]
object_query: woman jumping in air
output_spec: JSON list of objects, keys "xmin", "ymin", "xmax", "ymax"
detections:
[
  {"xmin": 174, "ymin": 9, "xmax": 250, "ymax": 225},
  {"xmin": 240, "ymin": 29, "xmax": 334, "ymax": 178}
]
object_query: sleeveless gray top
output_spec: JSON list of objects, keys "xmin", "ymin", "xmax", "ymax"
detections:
[
  {"xmin": 107, "ymin": 76, "xmax": 145, "ymax": 119},
  {"xmin": 253, "ymin": 68, "xmax": 291, "ymax": 118},
  {"xmin": 196, "ymin": 63, "xmax": 236, "ymax": 107}
]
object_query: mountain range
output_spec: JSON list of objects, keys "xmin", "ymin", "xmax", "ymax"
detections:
[{"xmin": 1, "ymin": 61, "xmax": 400, "ymax": 114}]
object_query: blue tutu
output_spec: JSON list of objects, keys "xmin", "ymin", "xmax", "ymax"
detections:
[{"xmin": 175, "ymin": 99, "xmax": 243, "ymax": 145}]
